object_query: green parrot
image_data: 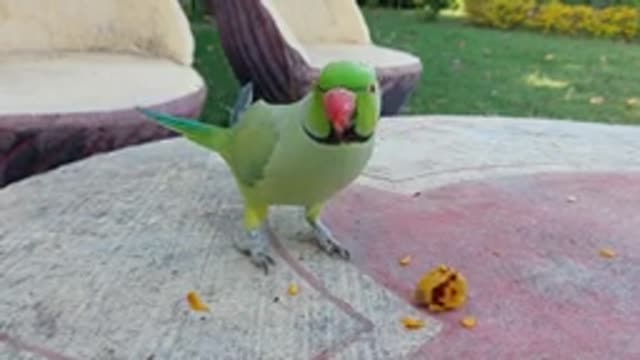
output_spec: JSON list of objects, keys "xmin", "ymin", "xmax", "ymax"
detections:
[{"xmin": 137, "ymin": 60, "xmax": 381, "ymax": 273}]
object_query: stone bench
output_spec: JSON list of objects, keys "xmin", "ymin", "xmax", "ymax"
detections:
[
  {"xmin": 1, "ymin": 115, "xmax": 639, "ymax": 359},
  {"xmin": 0, "ymin": 0, "xmax": 207, "ymax": 187}
]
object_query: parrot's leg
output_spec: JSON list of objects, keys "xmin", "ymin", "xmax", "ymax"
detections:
[
  {"xmin": 305, "ymin": 204, "xmax": 350, "ymax": 260},
  {"xmin": 236, "ymin": 203, "xmax": 275, "ymax": 274}
]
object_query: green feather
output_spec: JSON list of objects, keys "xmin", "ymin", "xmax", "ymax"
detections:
[{"xmin": 136, "ymin": 107, "xmax": 231, "ymax": 154}]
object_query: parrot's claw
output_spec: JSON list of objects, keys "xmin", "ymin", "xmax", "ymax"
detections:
[
  {"xmin": 248, "ymin": 251, "xmax": 276, "ymax": 275},
  {"xmin": 310, "ymin": 221, "xmax": 351, "ymax": 260},
  {"xmin": 237, "ymin": 229, "xmax": 276, "ymax": 274}
]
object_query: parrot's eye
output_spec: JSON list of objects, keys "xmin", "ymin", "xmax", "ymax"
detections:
[{"xmin": 368, "ymin": 84, "xmax": 376, "ymax": 93}]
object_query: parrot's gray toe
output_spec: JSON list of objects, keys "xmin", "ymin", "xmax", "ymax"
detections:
[
  {"xmin": 250, "ymin": 252, "xmax": 276, "ymax": 275},
  {"xmin": 316, "ymin": 237, "xmax": 351, "ymax": 260},
  {"xmin": 334, "ymin": 246, "xmax": 351, "ymax": 260},
  {"xmin": 323, "ymin": 240, "xmax": 351, "ymax": 260},
  {"xmin": 237, "ymin": 229, "xmax": 276, "ymax": 274},
  {"xmin": 311, "ymin": 222, "xmax": 351, "ymax": 260},
  {"xmin": 237, "ymin": 247, "xmax": 276, "ymax": 274}
]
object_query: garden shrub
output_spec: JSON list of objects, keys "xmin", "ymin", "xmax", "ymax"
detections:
[
  {"xmin": 357, "ymin": 0, "xmax": 419, "ymax": 8},
  {"xmin": 526, "ymin": 2, "xmax": 639, "ymax": 39},
  {"xmin": 571, "ymin": 0, "xmax": 640, "ymax": 8},
  {"xmin": 463, "ymin": 0, "xmax": 639, "ymax": 40},
  {"xmin": 414, "ymin": 0, "xmax": 457, "ymax": 19},
  {"xmin": 358, "ymin": 0, "xmax": 461, "ymax": 11},
  {"xmin": 587, "ymin": 6, "xmax": 638, "ymax": 38},
  {"xmin": 526, "ymin": 2, "xmax": 594, "ymax": 34},
  {"xmin": 464, "ymin": 0, "xmax": 537, "ymax": 29}
]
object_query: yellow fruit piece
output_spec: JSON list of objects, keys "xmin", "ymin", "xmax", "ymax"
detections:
[
  {"xmin": 288, "ymin": 283, "xmax": 299, "ymax": 296},
  {"xmin": 186, "ymin": 291, "xmax": 210, "ymax": 312},
  {"xmin": 599, "ymin": 248, "xmax": 616, "ymax": 259},
  {"xmin": 415, "ymin": 264, "xmax": 468, "ymax": 312},
  {"xmin": 399, "ymin": 256, "xmax": 412, "ymax": 266},
  {"xmin": 401, "ymin": 316, "xmax": 425, "ymax": 330},
  {"xmin": 461, "ymin": 316, "xmax": 477, "ymax": 329}
]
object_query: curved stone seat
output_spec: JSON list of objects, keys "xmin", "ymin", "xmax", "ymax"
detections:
[{"xmin": 0, "ymin": 0, "xmax": 207, "ymax": 187}]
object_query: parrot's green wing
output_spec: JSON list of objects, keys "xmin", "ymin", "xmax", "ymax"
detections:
[{"xmin": 229, "ymin": 102, "xmax": 281, "ymax": 188}]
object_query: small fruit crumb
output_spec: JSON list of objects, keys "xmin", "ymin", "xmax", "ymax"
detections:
[
  {"xmin": 399, "ymin": 256, "xmax": 412, "ymax": 266},
  {"xmin": 401, "ymin": 316, "xmax": 425, "ymax": 330},
  {"xmin": 288, "ymin": 283, "xmax": 299, "ymax": 296},
  {"xmin": 186, "ymin": 291, "xmax": 210, "ymax": 312},
  {"xmin": 461, "ymin": 316, "xmax": 477, "ymax": 329},
  {"xmin": 599, "ymin": 248, "xmax": 616, "ymax": 259},
  {"xmin": 566, "ymin": 195, "xmax": 577, "ymax": 203}
]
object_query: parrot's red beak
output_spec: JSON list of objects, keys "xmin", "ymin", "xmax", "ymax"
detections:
[{"xmin": 323, "ymin": 88, "xmax": 356, "ymax": 136}]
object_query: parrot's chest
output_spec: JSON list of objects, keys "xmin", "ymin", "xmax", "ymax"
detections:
[{"xmin": 253, "ymin": 135, "xmax": 374, "ymax": 206}]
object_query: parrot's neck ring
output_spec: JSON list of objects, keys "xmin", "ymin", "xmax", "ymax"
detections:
[{"xmin": 302, "ymin": 124, "xmax": 372, "ymax": 145}]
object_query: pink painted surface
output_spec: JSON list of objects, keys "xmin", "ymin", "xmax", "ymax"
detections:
[
  {"xmin": 325, "ymin": 172, "xmax": 640, "ymax": 359},
  {"xmin": 2, "ymin": 170, "xmax": 638, "ymax": 359}
]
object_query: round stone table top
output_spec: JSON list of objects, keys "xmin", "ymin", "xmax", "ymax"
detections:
[{"xmin": 1, "ymin": 115, "xmax": 639, "ymax": 359}]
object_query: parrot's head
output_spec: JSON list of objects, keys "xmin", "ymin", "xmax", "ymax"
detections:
[{"xmin": 305, "ymin": 60, "xmax": 381, "ymax": 145}]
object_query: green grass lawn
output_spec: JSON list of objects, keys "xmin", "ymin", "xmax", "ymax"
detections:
[{"xmin": 192, "ymin": 8, "xmax": 640, "ymax": 126}]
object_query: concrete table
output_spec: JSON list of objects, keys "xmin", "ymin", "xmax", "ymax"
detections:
[{"xmin": 1, "ymin": 116, "xmax": 640, "ymax": 359}]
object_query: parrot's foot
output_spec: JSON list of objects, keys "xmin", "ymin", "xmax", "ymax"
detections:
[
  {"xmin": 309, "ymin": 220, "xmax": 351, "ymax": 260},
  {"xmin": 236, "ymin": 229, "xmax": 276, "ymax": 274}
]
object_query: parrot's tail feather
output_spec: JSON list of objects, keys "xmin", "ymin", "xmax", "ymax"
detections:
[
  {"xmin": 229, "ymin": 82, "xmax": 254, "ymax": 126},
  {"xmin": 136, "ymin": 107, "xmax": 231, "ymax": 154}
]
